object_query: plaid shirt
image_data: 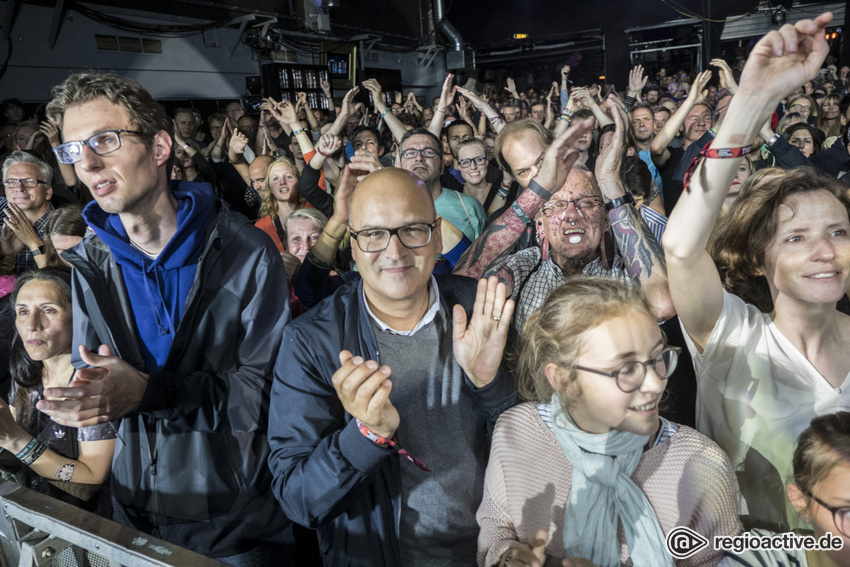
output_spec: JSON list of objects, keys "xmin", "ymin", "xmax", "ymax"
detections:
[
  {"xmin": 0, "ymin": 196, "xmax": 54, "ymax": 274},
  {"xmin": 505, "ymin": 245, "xmax": 630, "ymax": 332}
]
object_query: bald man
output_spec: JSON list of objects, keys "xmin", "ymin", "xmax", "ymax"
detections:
[{"xmin": 269, "ymin": 167, "xmax": 516, "ymax": 567}]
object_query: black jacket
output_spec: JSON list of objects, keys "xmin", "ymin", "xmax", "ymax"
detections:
[
  {"xmin": 268, "ymin": 275, "xmax": 518, "ymax": 566},
  {"xmin": 64, "ymin": 196, "xmax": 292, "ymax": 558}
]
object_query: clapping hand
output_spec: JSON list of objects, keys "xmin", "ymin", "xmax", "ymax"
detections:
[
  {"xmin": 3, "ymin": 203, "xmax": 41, "ymax": 253},
  {"xmin": 710, "ymin": 58, "xmax": 738, "ymax": 94},
  {"xmin": 332, "ymin": 350, "xmax": 398, "ymax": 439},
  {"xmin": 452, "ymin": 277, "xmax": 515, "ymax": 389}
]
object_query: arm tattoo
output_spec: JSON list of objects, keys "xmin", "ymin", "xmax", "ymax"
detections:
[
  {"xmin": 452, "ymin": 187, "xmax": 548, "ymax": 281},
  {"xmin": 54, "ymin": 461, "xmax": 77, "ymax": 483},
  {"xmin": 609, "ymin": 205, "xmax": 667, "ymax": 282}
]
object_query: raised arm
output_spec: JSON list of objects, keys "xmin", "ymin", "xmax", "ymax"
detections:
[
  {"xmin": 571, "ymin": 87, "xmax": 614, "ymax": 128},
  {"xmin": 41, "ymin": 121, "xmax": 78, "ymax": 189},
  {"xmin": 452, "ymin": 118, "xmax": 595, "ymax": 294},
  {"xmin": 663, "ymin": 13, "xmax": 832, "ymax": 350},
  {"xmin": 625, "ymin": 65, "xmax": 648, "ymax": 109},
  {"xmin": 324, "ymin": 87, "xmax": 359, "ymax": 138},
  {"xmin": 597, "ymin": 97, "xmax": 674, "ymax": 321},
  {"xmin": 456, "ymin": 87, "xmax": 504, "ymax": 134},
  {"xmin": 429, "ymin": 73, "xmax": 457, "ymax": 136},
  {"xmin": 276, "ymin": 100, "xmax": 315, "ymax": 158},
  {"xmin": 651, "ymin": 70, "xmax": 712, "ymax": 166},
  {"xmin": 362, "ymin": 79, "xmax": 407, "ymax": 144}
]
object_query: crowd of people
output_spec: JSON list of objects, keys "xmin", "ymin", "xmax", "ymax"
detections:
[{"xmin": 0, "ymin": 9, "xmax": 849, "ymax": 567}]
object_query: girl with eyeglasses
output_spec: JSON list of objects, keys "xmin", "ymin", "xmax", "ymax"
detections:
[
  {"xmin": 719, "ymin": 412, "xmax": 850, "ymax": 566},
  {"xmin": 477, "ymin": 277, "xmax": 741, "ymax": 567}
]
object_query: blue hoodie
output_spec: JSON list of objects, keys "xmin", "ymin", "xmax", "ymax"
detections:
[{"xmin": 83, "ymin": 182, "xmax": 215, "ymax": 373}]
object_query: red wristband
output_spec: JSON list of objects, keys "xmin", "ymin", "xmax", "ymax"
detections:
[
  {"xmin": 355, "ymin": 419, "xmax": 431, "ymax": 472},
  {"xmin": 683, "ymin": 140, "xmax": 752, "ymax": 190}
]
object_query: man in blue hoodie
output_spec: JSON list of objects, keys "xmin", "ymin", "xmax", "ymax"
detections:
[{"xmin": 38, "ymin": 73, "xmax": 295, "ymax": 564}]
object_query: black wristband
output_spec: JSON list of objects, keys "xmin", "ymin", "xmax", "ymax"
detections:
[
  {"xmin": 605, "ymin": 191, "xmax": 636, "ymax": 212},
  {"xmin": 526, "ymin": 179, "xmax": 552, "ymax": 200}
]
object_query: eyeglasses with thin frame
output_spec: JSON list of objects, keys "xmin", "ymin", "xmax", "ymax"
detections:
[
  {"xmin": 4, "ymin": 178, "xmax": 46, "ymax": 189},
  {"xmin": 789, "ymin": 104, "xmax": 812, "ymax": 113},
  {"xmin": 575, "ymin": 346, "xmax": 681, "ymax": 393},
  {"xmin": 458, "ymin": 155, "xmax": 487, "ymax": 169},
  {"xmin": 804, "ymin": 489, "xmax": 850, "ymax": 538},
  {"xmin": 542, "ymin": 197, "xmax": 604, "ymax": 217},
  {"xmin": 400, "ymin": 147, "xmax": 439, "ymax": 160},
  {"xmin": 52, "ymin": 129, "xmax": 143, "ymax": 165},
  {"xmin": 349, "ymin": 222, "xmax": 437, "ymax": 253}
]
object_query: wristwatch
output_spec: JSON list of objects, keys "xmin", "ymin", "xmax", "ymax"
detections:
[
  {"xmin": 605, "ymin": 191, "xmax": 636, "ymax": 212},
  {"xmin": 766, "ymin": 132, "xmax": 781, "ymax": 148},
  {"xmin": 30, "ymin": 245, "xmax": 44, "ymax": 257}
]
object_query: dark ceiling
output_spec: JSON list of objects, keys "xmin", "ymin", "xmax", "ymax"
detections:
[{"xmin": 42, "ymin": 0, "xmax": 831, "ymax": 50}]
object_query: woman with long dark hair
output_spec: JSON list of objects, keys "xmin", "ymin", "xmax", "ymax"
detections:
[{"xmin": 1, "ymin": 267, "xmax": 115, "ymax": 507}]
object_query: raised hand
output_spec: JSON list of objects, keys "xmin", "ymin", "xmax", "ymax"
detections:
[
  {"xmin": 39, "ymin": 121, "xmax": 61, "ymax": 148},
  {"xmin": 332, "ymin": 350, "xmax": 399, "ymax": 439},
  {"xmin": 438, "ymin": 73, "xmax": 457, "ymax": 110},
  {"xmin": 229, "ymin": 129, "xmax": 249, "ymax": 155},
  {"xmin": 561, "ymin": 65, "xmax": 571, "ymax": 79},
  {"xmin": 687, "ymin": 70, "xmax": 712, "ymax": 105},
  {"xmin": 627, "ymin": 65, "xmax": 648, "ymax": 98},
  {"xmin": 320, "ymin": 79, "xmax": 332, "ymax": 98},
  {"xmin": 505, "ymin": 77, "xmax": 519, "ymax": 98},
  {"xmin": 710, "ymin": 58, "xmax": 738, "ymax": 94},
  {"xmin": 452, "ymin": 276, "xmax": 515, "ymax": 388},
  {"xmin": 348, "ymin": 150, "xmax": 382, "ymax": 181},
  {"xmin": 276, "ymin": 100, "xmax": 300, "ymax": 126},
  {"xmin": 362, "ymin": 79, "xmax": 386, "ymax": 111},
  {"xmin": 37, "ymin": 344, "xmax": 148, "ymax": 427},
  {"xmin": 455, "ymin": 86, "xmax": 486, "ymax": 111},
  {"xmin": 595, "ymin": 96, "xmax": 628, "ymax": 191},
  {"xmin": 738, "ymin": 12, "xmax": 832, "ymax": 104},
  {"xmin": 316, "ymin": 132, "xmax": 342, "ymax": 157},
  {"xmin": 341, "ymin": 86, "xmax": 359, "ymax": 117},
  {"xmin": 534, "ymin": 117, "xmax": 594, "ymax": 191}
]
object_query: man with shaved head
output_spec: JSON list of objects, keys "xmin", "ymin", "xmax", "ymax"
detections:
[{"xmin": 269, "ymin": 166, "xmax": 516, "ymax": 566}]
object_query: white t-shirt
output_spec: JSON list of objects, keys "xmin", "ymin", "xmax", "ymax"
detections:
[{"xmin": 682, "ymin": 291, "xmax": 850, "ymax": 529}]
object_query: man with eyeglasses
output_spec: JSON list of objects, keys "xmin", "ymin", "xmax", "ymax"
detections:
[
  {"xmin": 397, "ymin": 128, "xmax": 487, "ymax": 243},
  {"xmin": 269, "ymin": 166, "xmax": 516, "ymax": 566},
  {"xmin": 38, "ymin": 73, "xmax": 296, "ymax": 564},
  {"xmin": 454, "ymin": 99, "xmax": 673, "ymax": 333},
  {"xmin": 0, "ymin": 151, "xmax": 54, "ymax": 273}
]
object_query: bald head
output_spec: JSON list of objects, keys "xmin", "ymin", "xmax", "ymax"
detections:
[
  {"xmin": 350, "ymin": 168, "xmax": 435, "ymax": 227},
  {"xmin": 249, "ymin": 155, "xmax": 274, "ymax": 190}
]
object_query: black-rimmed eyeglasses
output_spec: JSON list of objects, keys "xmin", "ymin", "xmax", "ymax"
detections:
[
  {"xmin": 349, "ymin": 222, "xmax": 437, "ymax": 253},
  {"xmin": 52, "ymin": 129, "xmax": 143, "ymax": 165},
  {"xmin": 804, "ymin": 490, "xmax": 850, "ymax": 537},
  {"xmin": 4, "ymin": 178, "xmax": 46, "ymax": 189},
  {"xmin": 575, "ymin": 346, "xmax": 681, "ymax": 393}
]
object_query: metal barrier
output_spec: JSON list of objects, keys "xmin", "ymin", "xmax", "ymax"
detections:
[{"xmin": 0, "ymin": 479, "xmax": 224, "ymax": 567}]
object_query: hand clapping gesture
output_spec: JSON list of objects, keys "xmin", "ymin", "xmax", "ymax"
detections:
[
  {"xmin": 452, "ymin": 277, "xmax": 515, "ymax": 389},
  {"xmin": 332, "ymin": 350, "xmax": 399, "ymax": 439},
  {"xmin": 3, "ymin": 203, "xmax": 42, "ymax": 253}
]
